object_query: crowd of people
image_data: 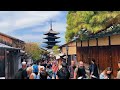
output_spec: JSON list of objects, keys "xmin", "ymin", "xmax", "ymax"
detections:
[{"xmin": 14, "ymin": 58, "xmax": 120, "ymax": 79}]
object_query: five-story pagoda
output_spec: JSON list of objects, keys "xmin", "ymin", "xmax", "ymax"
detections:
[{"xmin": 43, "ymin": 21, "xmax": 60, "ymax": 49}]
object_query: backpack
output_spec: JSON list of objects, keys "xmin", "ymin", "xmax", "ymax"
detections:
[
  {"xmin": 14, "ymin": 68, "xmax": 23, "ymax": 79},
  {"xmin": 46, "ymin": 69, "xmax": 53, "ymax": 78},
  {"xmin": 33, "ymin": 65, "xmax": 38, "ymax": 73}
]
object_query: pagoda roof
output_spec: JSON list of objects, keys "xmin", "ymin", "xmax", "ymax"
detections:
[
  {"xmin": 43, "ymin": 36, "xmax": 60, "ymax": 39},
  {"xmin": 44, "ymin": 29, "xmax": 60, "ymax": 35},
  {"xmin": 45, "ymin": 45, "xmax": 54, "ymax": 49},
  {"xmin": 43, "ymin": 41, "xmax": 60, "ymax": 43}
]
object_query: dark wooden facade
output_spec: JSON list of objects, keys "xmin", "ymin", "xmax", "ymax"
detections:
[
  {"xmin": 0, "ymin": 32, "xmax": 25, "ymax": 50},
  {"xmin": 60, "ymin": 34, "xmax": 120, "ymax": 77},
  {"xmin": 77, "ymin": 34, "xmax": 120, "ymax": 77},
  {"xmin": 0, "ymin": 32, "xmax": 25, "ymax": 79}
]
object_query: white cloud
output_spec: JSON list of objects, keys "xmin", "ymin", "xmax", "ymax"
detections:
[
  {"xmin": 14, "ymin": 11, "xmax": 61, "ymax": 28},
  {"xmin": 0, "ymin": 11, "xmax": 67, "ymax": 45},
  {"xmin": 0, "ymin": 11, "xmax": 62, "ymax": 33},
  {"xmin": 32, "ymin": 22, "xmax": 67, "ymax": 33},
  {"xmin": 12, "ymin": 34, "xmax": 44, "ymax": 42}
]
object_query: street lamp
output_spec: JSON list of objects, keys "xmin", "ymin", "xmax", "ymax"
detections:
[{"xmin": 65, "ymin": 45, "xmax": 69, "ymax": 63}]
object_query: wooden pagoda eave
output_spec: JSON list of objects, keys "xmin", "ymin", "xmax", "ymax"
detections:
[
  {"xmin": 43, "ymin": 41, "xmax": 60, "ymax": 43},
  {"xmin": 44, "ymin": 33, "xmax": 59, "ymax": 35},
  {"xmin": 45, "ymin": 45, "xmax": 54, "ymax": 48},
  {"xmin": 43, "ymin": 36, "xmax": 60, "ymax": 39},
  {"xmin": 44, "ymin": 30, "xmax": 60, "ymax": 35}
]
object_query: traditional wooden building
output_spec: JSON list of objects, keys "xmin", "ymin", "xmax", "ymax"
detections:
[
  {"xmin": 60, "ymin": 33, "xmax": 120, "ymax": 77},
  {"xmin": 0, "ymin": 32, "xmax": 25, "ymax": 79},
  {"xmin": 60, "ymin": 40, "xmax": 77, "ymax": 65}
]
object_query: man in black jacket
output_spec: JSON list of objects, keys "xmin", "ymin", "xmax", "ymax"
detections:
[
  {"xmin": 74, "ymin": 61, "xmax": 87, "ymax": 79},
  {"xmin": 56, "ymin": 62, "xmax": 70, "ymax": 79},
  {"xmin": 15, "ymin": 61, "xmax": 27, "ymax": 79}
]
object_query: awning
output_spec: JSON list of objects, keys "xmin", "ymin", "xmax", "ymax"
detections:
[{"xmin": 0, "ymin": 43, "xmax": 20, "ymax": 50}]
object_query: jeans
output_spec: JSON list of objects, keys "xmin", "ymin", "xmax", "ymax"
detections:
[{"xmin": 53, "ymin": 72, "xmax": 56, "ymax": 79}]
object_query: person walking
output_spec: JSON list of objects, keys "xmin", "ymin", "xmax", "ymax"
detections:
[
  {"xmin": 56, "ymin": 62, "xmax": 70, "ymax": 79},
  {"xmin": 26, "ymin": 67, "xmax": 33, "ymax": 79},
  {"xmin": 99, "ymin": 67, "xmax": 112, "ymax": 79},
  {"xmin": 30, "ymin": 61, "xmax": 40, "ymax": 79},
  {"xmin": 46, "ymin": 64, "xmax": 53, "ymax": 79},
  {"xmin": 68, "ymin": 60, "xmax": 76, "ymax": 79},
  {"xmin": 52, "ymin": 61, "xmax": 58, "ymax": 79},
  {"xmin": 115, "ymin": 61, "xmax": 120, "ymax": 79},
  {"xmin": 40, "ymin": 70, "xmax": 48, "ymax": 79},
  {"xmin": 89, "ymin": 59, "xmax": 99, "ymax": 79},
  {"xmin": 15, "ymin": 61, "xmax": 28, "ymax": 79},
  {"xmin": 74, "ymin": 61, "xmax": 88, "ymax": 79},
  {"xmin": 32, "ymin": 61, "xmax": 39, "ymax": 76}
]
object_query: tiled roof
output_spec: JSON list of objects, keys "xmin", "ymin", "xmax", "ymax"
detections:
[
  {"xmin": 44, "ymin": 29, "xmax": 60, "ymax": 35},
  {"xmin": 0, "ymin": 43, "xmax": 20, "ymax": 50}
]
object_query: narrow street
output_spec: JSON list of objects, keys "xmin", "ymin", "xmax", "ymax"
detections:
[{"xmin": 0, "ymin": 11, "xmax": 120, "ymax": 79}]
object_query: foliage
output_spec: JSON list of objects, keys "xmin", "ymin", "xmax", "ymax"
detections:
[
  {"xmin": 25, "ymin": 42, "xmax": 43, "ymax": 60},
  {"xmin": 66, "ymin": 11, "xmax": 120, "ymax": 42},
  {"xmin": 52, "ymin": 45, "xmax": 60, "ymax": 55}
]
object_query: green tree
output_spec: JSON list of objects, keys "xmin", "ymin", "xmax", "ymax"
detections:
[
  {"xmin": 66, "ymin": 11, "xmax": 120, "ymax": 42},
  {"xmin": 25, "ymin": 42, "xmax": 41, "ymax": 60},
  {"xmin": 52, "ymin": 45, "xmax": 59, "ymax": 55}
]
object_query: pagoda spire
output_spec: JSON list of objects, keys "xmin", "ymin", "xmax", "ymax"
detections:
[
  {"xmin": 49, "ymin": 20, "xmax": 55, "ymax": 31},
  {"xmin": 50, "ymin": 20, "xmax": 52, "ymax": 30}
]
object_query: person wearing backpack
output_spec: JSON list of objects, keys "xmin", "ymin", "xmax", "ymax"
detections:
[
  {"xmin": 56, "ymin": 62, "xmax": 70, "ymax": 79},
  {"xmin": 46, "ymin": 64, "xmax": 53, "ymax": 79},
  {"xmin": 32, "ymin": 61, "xmax": 39, "ymax": 76},
  {"xmin": 68, "ymin": 60, "xmax": 76, "ymax": 79},
  {"xmin": 15, "ymin": 61, "xmax": 28, "ymax": 79}
]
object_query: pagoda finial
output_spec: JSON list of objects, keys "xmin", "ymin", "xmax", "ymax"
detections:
[
  {"xmin": 50, "ymin": 20, "xmax": 52, "ymax": 30},
  {"xmin": 49, "ymin": 20, "xmax": 55, "ymax": 31}
]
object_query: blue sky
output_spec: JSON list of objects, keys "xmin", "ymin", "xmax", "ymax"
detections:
[{"xmin": 0, "ymin": 11, "xmax": 67, "ymax": 48}]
